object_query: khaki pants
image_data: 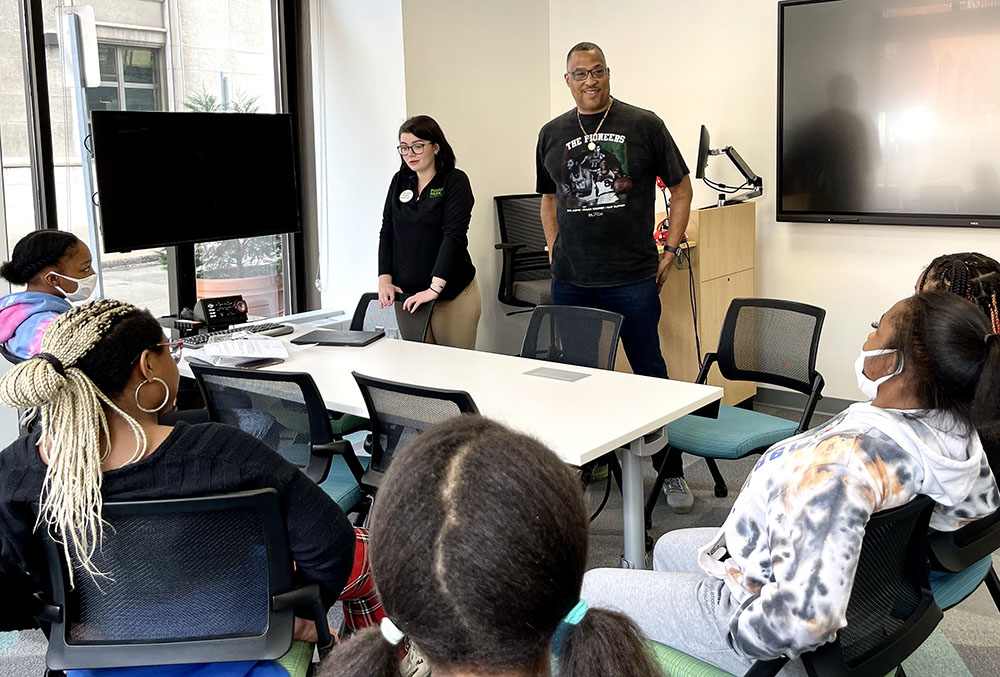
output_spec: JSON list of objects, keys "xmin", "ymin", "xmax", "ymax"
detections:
[{"xmin": 426, "ymin": 277, "xmax": 481, "ymax": 350}]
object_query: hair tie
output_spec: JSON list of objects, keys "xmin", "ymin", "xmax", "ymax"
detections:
[
  {"xmin": 35, "ymin": 352, "xmax": 66, "ymax": 377},
  {"xmin": 380, "ymin": 616, "xmax": 405, "ymax": 645},
  {"xmin": 561, "ymin": 599, "xmax": 589, "ymax": 626},
  {"xmin": 987, "ymin": 333, "xmax": 999, "ymax": 347}
]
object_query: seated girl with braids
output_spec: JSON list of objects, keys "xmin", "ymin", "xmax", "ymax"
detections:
[
  {"xmin": 582, "ymin": 290, "xmax": 1000, "ymax": 675},
  {"xmin": 0, "ymin": 299, "xmax": 385, "ymax": 676},
  {"xmin": 319, "ymin": 416, "xmax": 660, "ymax": 677},
  {"xmin": 0, "ymin": 230, "xmax": 96, "ymax": 360}
]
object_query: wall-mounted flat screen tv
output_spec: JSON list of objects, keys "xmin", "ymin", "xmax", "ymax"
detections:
[
  {"xmin": 778, "ymin": 0, "xmax": 1000, "ymax": 228},
  {"xmin": 92, "ymin": 111, "xmax": 301, "ymax": 252}
]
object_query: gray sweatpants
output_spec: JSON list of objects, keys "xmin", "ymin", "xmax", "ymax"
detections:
[{"xmin": 581, "ymin": 528, "xmax": 807, "ymax": 676}]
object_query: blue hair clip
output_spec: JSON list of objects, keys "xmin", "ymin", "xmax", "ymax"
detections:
[{"xmin": 562, "ymin": 599, "xmax": 589, "ymax": 626}]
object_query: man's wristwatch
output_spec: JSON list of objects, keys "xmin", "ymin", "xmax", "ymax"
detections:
[{"xmin": 663, "ymin": 245, "xmax": 681, "ymax": 257}]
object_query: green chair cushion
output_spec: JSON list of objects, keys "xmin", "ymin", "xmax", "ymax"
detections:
[
  {"xmin": 276, "ymin": 640, "xmax": 313, "ymax": 677},
  {"xmin": 666, "ymin": 405, "xmax": 798, "ymax": 460},
  {"xmin": 319, "ymin": 454, "xmax": 371, "ymax": 513},
  {"xmin": 646, "ymin": 640, "xmax": 734, "ymax": 676},
  {"xmin": 329, "ymin": 413, "xmax": 370, "ymax": 437},
  {"xmin": 930, "ymin": 555, "xmax": 993, "ymax": 611}
]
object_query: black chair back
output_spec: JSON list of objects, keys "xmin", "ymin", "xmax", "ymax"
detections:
[
  {"xmin": 803, "ymin": 496, "xmax": 941, "ymax": 677},
  {"xmin": 929, "ymin": 507, "xmax": 1000, "ymax": 573},
  {"xmin": 715, "ymin": 298, "xmax": 825, "ymax": 396},
  {"xmin": 349, "ymin": 292, "xmax": 434, "ymax": 341},
  {"xmin": 352, "ymin": 372, "xmax": 478, "ymax": 479},
  {"xmin": 38, "ymin": 489, "xmax": 330, "ymax": 670},
  {"xmin": 520, "ymin": 305, "xmax": 624, "ymax": 370},
  {"xmin": 0, "ymin": 343, "xmax": 25, "ymax": 365},
  {"xmin": 495, "ymin": 194, "xmax": 552, "ymax": 307},
  {"xmin": 191, "ymin": 365, "xmax": 336, "ymax": 483}
]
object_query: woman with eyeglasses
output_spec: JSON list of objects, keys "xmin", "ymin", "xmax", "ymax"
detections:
[
  {"xmin": 0, "ymin": 230, "xmax": 97, "ymax": 360},
  {"xmin": 0, "ymin": 299, "xmax": 384, "ymax": 675},
  {"xmin": 378, "ymin": 115, "xmax": 481, "ymax": 350}
]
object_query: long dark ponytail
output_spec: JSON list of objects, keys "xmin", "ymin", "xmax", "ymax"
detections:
[{"xmin": 319, "ymin": 416, "xmax": 658, "ymax": 677}]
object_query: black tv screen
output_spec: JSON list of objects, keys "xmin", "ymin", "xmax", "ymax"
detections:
[
  {"xmin": 778, "ymin": 0, "xmax": 1000, "ymax": 228},
  {"xmin": 92, "ymin": 111, "xmax": 301, "ymax": 252}
]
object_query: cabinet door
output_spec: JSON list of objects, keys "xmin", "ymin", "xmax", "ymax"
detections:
[{"xmin": 700, "ymin": 269, "xmax": 755, "ymax": 405}]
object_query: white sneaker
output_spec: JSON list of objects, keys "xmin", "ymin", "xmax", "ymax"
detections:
[{"xmin": 664, "ymin": 477, "xmax": 694, "ymax": 514}]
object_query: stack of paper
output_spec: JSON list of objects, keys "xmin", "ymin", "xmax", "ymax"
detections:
[{"xmin": 186, "ymin": 335, "xmax": 289, "ymax": 367}]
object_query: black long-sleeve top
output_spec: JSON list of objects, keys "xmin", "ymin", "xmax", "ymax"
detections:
[
  {"xmin": 378, "ymin": 167, "xmax": 476, "ymax": 301},
  {"xmin": 0, "ymin": 421, "xmax": 355, "ymax": 630}
]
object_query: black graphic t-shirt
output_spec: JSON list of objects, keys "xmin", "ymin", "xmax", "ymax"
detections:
[{"xmin": 535, "ymin": 99, "xmax": 688, "ymax": 287}]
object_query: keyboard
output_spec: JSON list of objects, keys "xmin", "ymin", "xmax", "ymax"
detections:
[{"xmin": 184, "ymin": 323, "xmax": 294, "ymax": 346}]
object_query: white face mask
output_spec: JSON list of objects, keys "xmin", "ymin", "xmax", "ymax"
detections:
[
  {"xmin": 854, "ymin": 348, "xmax": 904, "ymax": 400},
  {"xmin": 51, "ymin": 271, "xmax": 98, "ymax": 302}
]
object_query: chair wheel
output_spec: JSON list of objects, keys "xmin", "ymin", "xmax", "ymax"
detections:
[{"xmin": 714, "ymin": 485, "xmax": 729, "ymax": 498}]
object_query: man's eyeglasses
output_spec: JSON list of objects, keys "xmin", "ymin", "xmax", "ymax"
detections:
[
  {"xmin": 397, "ymin": 142, "xmax": 429, "ymax": 156},
  {"xmin": 567, "ymin": 66, "xmax": 608, "ymax": 82},
  {"xmin": 131, "ymin": 340, "xmax": 183, "ymax": 365}
]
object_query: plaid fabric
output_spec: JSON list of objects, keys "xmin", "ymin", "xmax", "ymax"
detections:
[{"xmin": 339, "ymin": 528, "xmax": 385, "ymax": 631}]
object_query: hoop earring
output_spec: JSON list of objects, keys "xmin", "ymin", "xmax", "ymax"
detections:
[{"xmin": 135, "ymin": 377, "xmax": 170, "ymax": 414}]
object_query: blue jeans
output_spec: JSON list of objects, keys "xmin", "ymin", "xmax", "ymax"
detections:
[
  {"xmin": 550, "ymin": 277, "xmax": 667, "ymax": 379},
  {"xmin": 551, "ymin": 277, "xmax": 683, "ymax": 477}
]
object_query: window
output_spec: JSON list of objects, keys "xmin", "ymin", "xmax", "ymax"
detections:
[{"xmin": 85, "ymin": 44, "xmax": 162, "ymax": 114}]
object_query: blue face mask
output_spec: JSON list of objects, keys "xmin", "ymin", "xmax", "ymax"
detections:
[{"xmin": 854, "ymin": 348, "xmax": 903, "ymax": 400}]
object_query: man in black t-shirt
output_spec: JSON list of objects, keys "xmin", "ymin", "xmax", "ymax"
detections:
[{"xmin": 536, "ymin": 41, "xmax": 695, "ymax": 513}]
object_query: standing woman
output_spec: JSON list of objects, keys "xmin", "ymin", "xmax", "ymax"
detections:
[{"xmin": 378, "ymin": 115, "xmax": 481, "ymax": 350}]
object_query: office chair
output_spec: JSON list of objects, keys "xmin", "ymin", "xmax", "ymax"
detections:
[
  {"xmin": 351, "ymin": 372, "xmax": 478, "ymax": 490},
  {"xmin": 329, "ymin": 292, "xmax": 436, "ymax": 441},
  {"xmin": 649, "ymin": 496, "xmax": 941, "ymax": 677},
  {"xmin": 495, "ymin": 194, "xmax": 552, "ymax": 314},
  {"xmin": 519, "ymin": 305, "xmax": 625, "ymax": 521},
  {"xmin": 33, "ymin": 489, "xmax": 331, "ymax": 675},
  {"xmin": 645, "ymin": 298, "xmax": 826, "ymax": 529},
  {"xmin": 928, "ymin": 505, "xmax": 1000, "ymax": 613},
  {"xmin": 190, "ymin": 364, "xmax": 369, "ymax": 518}
]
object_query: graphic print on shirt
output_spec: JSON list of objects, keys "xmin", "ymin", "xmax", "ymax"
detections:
[{"xmin": 560, "ymin": 134, "xmax": 629, "ymax": 213}]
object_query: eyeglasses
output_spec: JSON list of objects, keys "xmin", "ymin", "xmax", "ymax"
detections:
[
  {"xmin": 131, "ymin": 340, "xmax": 183, "ymax": 365},
  {"xmin": 567, "ymin": 66, "xmax": 608, "ymax": 82},
  {"xmin": 397, "ymin": 142, "xmax": 429, "ymax": 156}
]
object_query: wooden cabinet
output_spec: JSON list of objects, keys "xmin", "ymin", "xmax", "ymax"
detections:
[{"xmin": 615, "ymin": 201, "xmax": 756, "ymax": 405}]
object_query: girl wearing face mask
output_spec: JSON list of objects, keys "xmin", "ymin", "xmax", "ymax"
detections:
[
  {"xmin": 0, "ymin": 230, "xmax": 96, "ymax": 359},
  {"xmin": 581, "ymin": 291, "xmax": 1000, "ymax": 676}
]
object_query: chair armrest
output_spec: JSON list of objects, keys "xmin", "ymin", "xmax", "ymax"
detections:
[
  {"xmin": 30, "ymin": 594, "xmax": 62, "ymax": 625},
  {"xmin": 313, "ymin": 440, "xmax": 366, "ymax": 487},
  {"xmin": 494, "ymin": 242, "xmax": 526, "ymax": 251},
  {"xmin": 273, "ymin": 583, "xmax": 334, "ymax": 657},
  {"xmin": 695, "ymin": 353, "xmax": 718, "ymax": 384},
  {"xmin": 795, "ymin": 373, "xmax": 826, "ymax": 435}
]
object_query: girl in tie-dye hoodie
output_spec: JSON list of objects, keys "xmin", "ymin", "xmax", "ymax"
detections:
[
  {"xmin": 583, "ymin": 291, "xmax": 1000, "ymax": 675},
  {"xmin": 0, "ymin": 231, "xmax": 93, "ymax": 359}
]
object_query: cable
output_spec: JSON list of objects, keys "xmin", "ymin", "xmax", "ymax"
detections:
[
  {"xmin": 83, "ymin": 133, "xmax": 94, "ymax": 158},
  {"xmin": 703, "ymin": 176, "xmax": 751, "ymax": 194},
  {"xmin": 683, "ymin": 239, "xmax": 703, "ymax": 369}
]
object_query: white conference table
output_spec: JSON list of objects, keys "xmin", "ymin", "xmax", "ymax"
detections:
[{"xmin": 181, "ymin": 329, "xmax": 722, "ymax": 568}]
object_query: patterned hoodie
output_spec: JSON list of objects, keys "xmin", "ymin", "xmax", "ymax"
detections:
[
  {"xmin": 697, "ymin": 402, "xmax": 999, "ymax": 661},
  {"xmin": 0, "ymin": 291, "xmax": 71, "ymax": 359}
]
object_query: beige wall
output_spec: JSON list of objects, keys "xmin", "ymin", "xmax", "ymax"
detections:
[
  {"xmin": 547, "ymin": 0, "xmax": 1000, "ymax": 400},
  {"xmin": 401, "ymin": 0, "xmax": 550, "ymax": 353}
]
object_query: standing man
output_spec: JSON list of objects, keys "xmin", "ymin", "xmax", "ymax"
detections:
[{"xmin": 536, "ymin": 42, "xmax": 695, "ymax": 513}]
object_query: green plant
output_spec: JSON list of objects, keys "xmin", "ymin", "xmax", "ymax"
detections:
[{"xmin": 183, "ymin": 88, "xmax": 260, "ymax": 113}]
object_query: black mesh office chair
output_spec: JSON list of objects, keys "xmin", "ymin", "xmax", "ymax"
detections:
[
  {"xmin": 350, "ymin": 292, "xmax": 434, "ymax": 341},
  {"xmin": 928, "ymin": 506, "xmax": 1000, "ymax": 613},
  {"xmin": 520, "ymin": 305, "xmax": 624, "ymax": 520},
  {"xmin": 190, "ymin": 364, "xmax": 368, "ymax": 517},
  {"xmin": 495, "ymin": 194, "xmax": 552, "ymax": 313},
  {"xmin": 646, "ymin": 298, "xmax": 826, "ymax": 529},
  {"xmin": 33, "ymin": 489, "xmax": 331, "ymax": 673},
  {"xmin": 652, "ymin": 496, "xmax": 942, "ymax": 677},
  {"xmin": 351, "ymin": 372, "xmax": 478, "ymax": 489}
]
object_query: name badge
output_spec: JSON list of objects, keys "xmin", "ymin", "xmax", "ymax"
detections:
[{"xmin": 399, "ymin": 189, "xmax": 414, "ymax": 203}]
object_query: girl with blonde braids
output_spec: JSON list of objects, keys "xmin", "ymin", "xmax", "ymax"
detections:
[{"xmin": 0, "ymin": 300, "xmax": 380, "ymax": 676}]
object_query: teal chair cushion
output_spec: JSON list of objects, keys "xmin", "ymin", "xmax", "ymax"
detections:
[
  {"xmin": 929, "ymin": 555, "xmax": 993, "ymax": 611},
  {"xmin": 666, "ymin": 405, "xmax": 799, "ymax": 460},
  {"xmin": 329, "ymin": 413, "xmax": 370, "ymax": 437},
  {"xmin": 276, "ymin": 640, "xmax": 313, "ymax": 677},
  {"xmin": 319, "ymin": 454, "xmax": 371, "ymax": 513},
  {"xmin": 646, "ymin": 641, "xmax": 734, "ymax": 676}
]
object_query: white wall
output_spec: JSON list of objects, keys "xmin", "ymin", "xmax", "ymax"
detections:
[
  {"xmin": 401, "ymin": 0, "xmax": 550, "ymax": 353},
  {"xmin": 548, "ymin": 0, "xmax": 1000, "ymax": 399},
  {"xmin": 312, "ymin": 0, "xmax": 407, "ymax": 312}
]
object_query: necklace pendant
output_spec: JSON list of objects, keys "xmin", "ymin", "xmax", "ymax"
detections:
[{"xmin": 587, "ymin": 141, "xmax": 596, "ymax": 151}]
